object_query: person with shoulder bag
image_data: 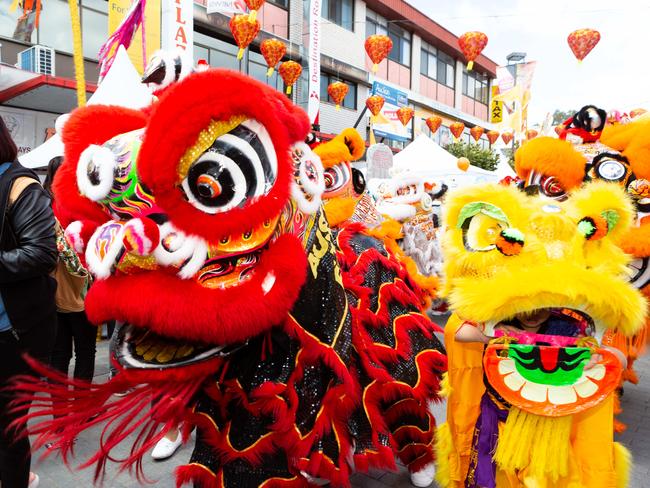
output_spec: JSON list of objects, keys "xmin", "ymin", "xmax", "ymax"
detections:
[{"xmin": 0, "ymin": 117, "xmax": 57, "ymax": 488}]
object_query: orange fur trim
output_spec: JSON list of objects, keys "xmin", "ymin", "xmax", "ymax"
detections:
[
  {"xmin": 514, "ymin": 137, "xmax": 587, "ymax": 191},
  {"xmin": 323, "ymin": 197, "xmax": 358, "ymax": 227},
  {"xmin": 602, "ymin": 118, "xmax": 650, "ymax": 180},
  {"xmin": 313, "ymin": 128, "xmax": 365, "ymax": 168}
]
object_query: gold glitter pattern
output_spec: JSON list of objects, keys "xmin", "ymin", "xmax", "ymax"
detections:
[{"xmin": 177, "ymin": 115, "xmax": 247, "ymax": 181}]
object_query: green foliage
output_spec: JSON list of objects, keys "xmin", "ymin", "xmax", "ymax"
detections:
[
  {"xmin": 502, "ymin": 141, "xmax": 520, "ymax": 170},
  {"xmin": 552, "ymin": 109, "xmax": 573, "ymax": 125},
  {"xmin": 444, "ymin": 141, "xmax": 500, "ymax": 172}
]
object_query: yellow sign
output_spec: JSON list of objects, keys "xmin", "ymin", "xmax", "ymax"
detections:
[
  {"xmin": 108, "ymin": 0, "xmax": 162, "ymax": 74},
  {"xmin": 490, "ymin": 85, "xmax": 503, "ymax": 124}
]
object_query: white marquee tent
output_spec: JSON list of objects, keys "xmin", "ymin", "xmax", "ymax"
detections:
[{"xmin": 392, "ymin": 134, "xmax": 509, "ymax": 188}]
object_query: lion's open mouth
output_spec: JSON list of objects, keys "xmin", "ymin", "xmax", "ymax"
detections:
[
  {"xmin": 196, "ymin": 240, "xmax": 271, "ymax": 289},
  {"xmin": 114, "ymin": 323, "xmax": 245, "ymax": 370}
]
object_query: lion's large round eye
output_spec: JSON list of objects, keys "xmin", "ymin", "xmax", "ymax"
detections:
[
  {"xmin": 77, "ymin": 144, "xmax": 117, "ymax": 201},
  {"xmin": 540, "ymin": 175, "xmax": 565, "ymax": 198},
  {"xmin": 463, "ymin": 213, "xmax": 507, "ymax": 251},
  {"xmin": 181, "ymin": 120, "xmax": 277, "ymax": 214},
  {"xmin": 594, "ymin": 157, "xmax": 627, "ymax": 182},
  {"xmin": 352, "ymin": 167, "xmax": 366, "ymax": 195},
  {"xmin": 323, "ymin": 163, "xmax": 350, "ymax": 193}
]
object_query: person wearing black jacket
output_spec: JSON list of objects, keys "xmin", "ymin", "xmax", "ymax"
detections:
[{"xmin": 0, "ymin": 117, "xmax": 57, "ymax": 488}]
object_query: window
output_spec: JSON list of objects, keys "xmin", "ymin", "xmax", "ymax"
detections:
[
  {"xmin": 194, "ymin": 32, "xmax": 239, "ymax": 71},
  {"xmin": 388, "ymin": 23, "xmax": 410, "ymax": 66},
  {"xmin": 420, "ymin": 41, "xmax": 437, "ymax": 79},
  {"xmin": 82, "ymin": 6, "xmax": 108, "ymax": 59},
  {"xmin": 320, "ymin": 73, "xmax": 357, "ymax": 110},
  {"xmin": 436, "ymin": 51, "xmax": 455, "ymax": 88},
  {"xmin": 267, "ymin": 0, "xmax": 288, "ymax": 7},
  {"xmin": 463, "ymin": 69, "xmax": 489, "ymax": 104},
  {"xmin": 322, "ymin": 0, "xmax": 353, "ymax": 31},
  {"xmin": 366, "ymin": 9, "xmax": 387, "ymax": 37},
  {"xmin": 37, "ymin": 0, "xmax": 74, "ymax": 53}
]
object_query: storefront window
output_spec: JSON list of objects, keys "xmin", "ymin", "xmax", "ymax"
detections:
[
  {"xmin": 320, "ymin": 73, "xmax": 357, "ymax": 110},
  {"xmin": 388, "ymin": 23, "xmax": 410, "ymax": 66},
  {"xmin": 322, "ymin": 0, "xmax": 354, "ymax": 31},
  {"xmin": 82, "ymin": 7, "xmax": 108, "ymax": 59},
  {"xmin": 463, "ymin": 69, "xmax": 489, "ymax": 104},
  {"xmin": 37, "ymin": 0, "xmax": 73, "ymax": 53},
  {"xmin": 436, "ymin": 51, "xmax": 455, "ymax": 88},
  {"xmin": 420, "ymin": 41, "xmax": 437, "ymax": 79},
  {"xmin": 195, "ymin": 32, "xmax": 239, "ymax": 71}
]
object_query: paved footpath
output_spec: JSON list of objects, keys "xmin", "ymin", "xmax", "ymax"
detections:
[{"xmin": 32, "ymin": 334, "xmax": 650, "ymax": 487}]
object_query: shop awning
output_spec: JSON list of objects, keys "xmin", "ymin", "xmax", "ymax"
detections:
[{"xmin": 0, "ymin": 65, "xmax": 96, "ymax": 114}]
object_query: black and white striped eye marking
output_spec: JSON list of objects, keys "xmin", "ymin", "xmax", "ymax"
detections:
[
  {"xmin": 182, "ymin": 120, "xmax": 278, "ymax": 214},
  {"xmin": 323, "ymin": 163, "xmax": 350, "ymax": 193}
]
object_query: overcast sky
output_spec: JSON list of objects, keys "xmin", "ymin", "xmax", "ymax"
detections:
[{"xmin": 406, "ymin": 0, "xmax": 650, "ymax": 126}]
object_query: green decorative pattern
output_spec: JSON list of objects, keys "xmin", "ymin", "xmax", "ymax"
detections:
[
  {"xmin": 457, "ymin": 201, "xmax": 509, "ymax": 229},
  {"xmin": 509, "ymin": 344, "xmax": 591, "ymax": 386}
]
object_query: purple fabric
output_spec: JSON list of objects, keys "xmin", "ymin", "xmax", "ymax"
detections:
[
  {"xmin": 466, "ymin": 393, "xmax": 509, "ymax": 488},
  {"xmin": 97, "ymin": 0, "xmax": 147, "ymax": 79}
]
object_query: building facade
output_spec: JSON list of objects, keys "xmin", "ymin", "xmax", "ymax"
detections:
[{"xmin": 0, "ymin": 0, "xmax": 498, "ymax": 158}]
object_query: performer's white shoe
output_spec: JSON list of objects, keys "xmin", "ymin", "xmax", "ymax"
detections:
[
  {"xmin": 410, "ymin": 462, "xmax": 436, "ymax": 487},
  {"xmin": 151, "ymin": 429, "xmax": 183, "ymax": 460}
]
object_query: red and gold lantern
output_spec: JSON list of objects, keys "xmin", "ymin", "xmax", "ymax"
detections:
[
  {"xmin": 278, "ymin": 61, "xmax": 302, "ymax": 95},
  {"xmin": 470, "ymin": 126, "xmax": 484, "ymax": 142},
  {"xmin": 449, "ymin": 122, "xmax": 465, "ymax": 140},
  {"xmin": 501, "ymin": 132, "xmax": 514, "ymax": 145},
  {"xmin": 244, "ymin": 0, "xmax": 265, "ymax": 21},
  {"xmin": 260, "ymin": 38, "xmax": 286, "ymax": 76},
  {"xmin": 426, "ymin": 116, "xmax": 442, "ymax": 135},
  {"xmin": 365, "ymin": 35, "xmax": 393, "ymax": 72},
  {"xmin": 366, "ymin": 95, "xmax": 385, "ymax": 116},
  {"xmin": 327, "ymin": 81, "xmax": 349, "ymax": 110},
  {"xmin": 229, "ymin": 14, "xmax": 260, "ymax": 60},
  {"xmin": 526, "ymin": 129, "xmax": 538, "ymax": 140},
  {"xmin": 486, "ymin": 130, "xmax": 499, "ymax": 145},
  {"xmin": 567, "ymin": 28, "xmax": 600, "ymax": 62},
  {"xmin": 396, "ymin": 107, "xmax": 414, "ymax": 127},
  {"xmin": 458, "ymin": 31, "xmax": 488, "ymax": 71},
  {"xmin": 554, "ymin": 125, "xmax": 565, "ymax": 136}
]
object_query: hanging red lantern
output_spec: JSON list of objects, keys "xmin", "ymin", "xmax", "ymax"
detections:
[
  {"xmin": 229, "ymin": 14, "xmax": 260, "ymax": 60},
  {"xmin": 554, "ymin": 125, "xmax": 565, "ymax": 136},
  {"xmin": 366, "ymin": 95, "xmax": 385, "ymax": 116},
  {"xmin": 630, "ymin": 108, "xmax": 647, "ymax": 119},
  {"xmin": 526, "ymin": 129, "xmax": 539, "ymax": 140},
  {"xmin": 278, "ymin": 61, "xmax": 302, "ymax": 95},
  {"xmin": 327, "ymin": 81, "xmax": 349, "ymax": 110},
  {"xmin": 457, "ymin": 157, "xmax": 470, "ymax": 172},
  {"xmin": 365, "ymin": 35, "xmax": 393, "ymax": 72},
  {"xmin": 458, "ymin": 31, "xmax": 488, "ymax": 71},
  {"xmin": 470, "ymin": 126, "xmax": 484, "ymax": 142},
  {"xmin": 486, "ymin": 130, "xmax": 499, "ymax": 145},
  {"xmin": 396, "ymin": 107, "xmax": 414, "ymax": 127},
  {"xmin": 567, "ymin": 28, "xmax": 600, "ymax": 62},
  {"xmin": 426, "ymin": 116, "xmax": 442, "ymax": 135},
  {"xmin": 449, "ymin": 122, "xmax": 465, "ymax": 140},
  {"xmin": 501, "ymin": 132, "xmax": 514, "ymax": 145},
  {"xmin": 244, "ymin": 0, "xmax": 265, "ymax": 21},
  {"xmin": 260, "ymin": 39, "xmax": 286, "ymax": 76}
]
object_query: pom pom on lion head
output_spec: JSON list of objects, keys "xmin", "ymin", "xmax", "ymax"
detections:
[
  {"xmin": 53, "ymin": 69, "xmax": 319, "ymax": 348},
  {"xmin": 515, "ymin": 137, "xmax": 587, "ymax": 200},
  {"xmin": 442, "ymin": 181, "xmax": 646, "ymax": 337}
]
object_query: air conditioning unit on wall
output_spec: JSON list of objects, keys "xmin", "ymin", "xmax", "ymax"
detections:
[{"xmin": 17, "ymin": 45, "xmax": 55, "ymax": 75}]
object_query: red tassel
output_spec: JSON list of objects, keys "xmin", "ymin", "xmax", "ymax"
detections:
[{"xmin": 10, "ymin": 355, "xmax": 222, "ymax": 483}]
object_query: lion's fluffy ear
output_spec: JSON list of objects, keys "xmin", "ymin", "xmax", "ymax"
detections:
[
  {"xmin": 514, "ymin": 137, "xmax": 586, "ymax": 191},
  {"xmin": 602, "ymin": 117, "xmax": 650, "ymax": 180}
]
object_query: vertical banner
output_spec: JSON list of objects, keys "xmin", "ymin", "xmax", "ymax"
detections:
[
  {"xmin": 307, "ymin": 0, "xmax": 322, "ymax": 124},
  {"xmin": 490, "ymin": 85, "xmax": 503, "ymax": 124},
  {"xmin": 108, "ymin": 0, "xmax": 161, "ymax": 73},
  {"xmin": 161, "ymin": 0, "xmax": 194, "ymax": 62}
]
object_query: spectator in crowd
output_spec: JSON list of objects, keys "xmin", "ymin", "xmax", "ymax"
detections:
[
  {"xmin": 44, "ymin": 157, "xmax": 96, "ymax": 389},
  {"xmin": 0, "ymin": 117, "xmax": 57, "ymax": 488}
]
